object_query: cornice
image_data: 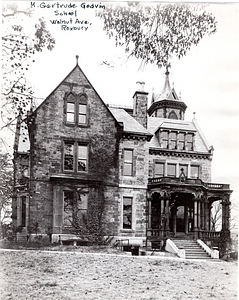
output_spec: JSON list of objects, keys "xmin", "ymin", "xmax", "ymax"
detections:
[
  {"xmin": 149, "ymin": 147, "xmax": 212, "ymax": 160},
  {"xmin": 148, "ymin": 99, "xmax": 187, "ymax": 116}
]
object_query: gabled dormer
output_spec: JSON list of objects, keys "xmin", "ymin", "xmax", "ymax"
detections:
[{"xmin": 148, "ymin": 69, "xmax": 187, "ymax": 120}]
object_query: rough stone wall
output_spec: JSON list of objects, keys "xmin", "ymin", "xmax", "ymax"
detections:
[
  {"xmin": 119, "ymin": 137, "xmax": 149, "ymax": 187},
  {"xmin": 116, "ymin": 136, "xmax": 149, "ymax": 238},
  {"xmin": 133, "ymin": 92, "xmax": 148, "ymax": 128},
  {"xmin": 26, "ymin": 66, "xmax": 121, "ymax": 235}
]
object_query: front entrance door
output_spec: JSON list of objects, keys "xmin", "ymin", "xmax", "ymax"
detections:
[{"xmin": 176, "ymin": 206, "xmax": 184, "ymax": 232}]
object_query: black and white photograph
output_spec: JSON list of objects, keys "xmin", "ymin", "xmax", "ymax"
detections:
[{"xmin": 0, "ymin": 1, "xmax": 238, "ymax": 299}]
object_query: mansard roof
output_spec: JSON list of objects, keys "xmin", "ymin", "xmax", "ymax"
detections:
[{"xmin": 148, "ymin": 116, "xmax": 211, "ymax": 154}]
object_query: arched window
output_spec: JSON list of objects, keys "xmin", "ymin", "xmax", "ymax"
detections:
[
  {"xmin": 65, "ymin": 93, "xmax": 88, "ymax": 126},
  {"xmin": 66, "ymin": 93, "xmax": 76, "ymax": 123},
  {"xmin": 168, "ymin": 111, "xmax": 178, "ymax": 119}
]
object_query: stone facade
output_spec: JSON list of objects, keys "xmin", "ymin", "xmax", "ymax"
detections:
[{"xmin": 13, "ymin": 60, "xmax": 232, "ymax": 246}]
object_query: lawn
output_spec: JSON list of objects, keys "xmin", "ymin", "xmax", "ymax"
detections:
[{"xmin": 0, "ymin": 248, "xmax": 237, "ymax": 300}]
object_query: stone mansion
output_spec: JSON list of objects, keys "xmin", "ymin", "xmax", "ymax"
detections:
[{"xmin": 13, "ymin": 57, "xmax": 232, "ymax": 251}]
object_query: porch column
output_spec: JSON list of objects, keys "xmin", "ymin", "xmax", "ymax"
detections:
[
  {"xmin": 161, "ymin": 198, "xmax": 164, "ymax": 228},
  {"xmin": 197, "ymin": 201, "xmax": 201, "ymax": 229},
  {"xmin": 222, "ymin": 194, "xmax": 231, "ymax": 233},
  {"xmin": 172, "ymin": 207, "xmax": 177, "ymax": 236},
  {"xmin": 201, "ymin": 202, "xmax": 205, "ymax": 230},
  {"xmin": 193, "ymin": 198, "xmax": 198, "ymax": 238},
  {"xmin": 184, "ymin": 205, "xmax": 188, "ymax": 234},
  {"xmin": 165, "ymin": 195, "xmax": 170, "ymax": 234},
  {"xmin": 148, "ymin": 197, "xmax": 152, "ymax": 229},
  {"xmin": 205, "ymin": 201, "xmax": 209, "ymax": 231},
  {"xmin": 198, "ymin": 201, "xmax": 201, "ymax": 237},
  {"xmin": 208, "ymin": 204, "xmax": 212, "ymax": 231}
]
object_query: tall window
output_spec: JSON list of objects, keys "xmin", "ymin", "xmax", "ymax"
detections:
[
  {"xmin": 20, "ymin": 196, "xmax": 26, "ymax": 227},
  {"xmin": 161, "ymin": 131, "xmax": 168, "ymax": 148},
  {"xmin": 187, "ymin": 133, "xmax": 194, "ymax": 151},
  {"xmin": 78, "ymin": 144, "xmax": 87, "ymax": 171},
  {"xmin": 123, "ymin": 149, "xmax": 133, "ymax": 176},
  {"xmin": 64, "ymin": 142, "xmax": 74, "ymax": 171},
  {"xmin": 123, "ymin": 197, "xmax": 132, "ymax": 229},
  {"xmin": 78, "ymin": 95, "xmax": 87, "ymax": 125},
  {"xmin": 64, "ymin": 141, "xmax": 88, "ymax": 173},
  {"xmin": 63, "ymin": 190, "xmax": 88, "ymax": 228},
  {"xmin": 63, "ymin": 191, "xmax": 74, "ymax": 227},
  {"xmin": 79, "ymin": 104, "xmax": 87, "ymax": 124},
  {"xmin": 167, "ymin": 164, "xmax": 176, "ymax": 177},
  {"xmin": 155, "ymin": 162, "xmax": 164, "ymax": 177},
  {"xmin": 66, "ymin": 102, "xmax": 75, "ymax": 123},
  {"xmin": 191, "ymin": 165, "xmax": 199, "ymax": 179},
  {"xmin": 170, "ymin": 132, "xmax": 177, "ymax": 149},
  {"xmin": 66, "ymin": 94, "xmax": 88, "ymax": 126},
  {"xmin": 178, "ymin": 133, "xmax": 185, "ymax": 150}
]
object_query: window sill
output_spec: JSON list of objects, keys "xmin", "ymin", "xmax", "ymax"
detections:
[
  {"xmin": 65, "ymin": 122, "xmax": 89, "ymax": 128},
  {"xmin": 120, "ymin": 229, "xmax": 135, "ymax": 233}
]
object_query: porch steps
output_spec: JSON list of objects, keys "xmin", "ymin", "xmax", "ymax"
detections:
[{"xmin": 172, "ymin": 239, "xmax": 212, "ymax": 259}]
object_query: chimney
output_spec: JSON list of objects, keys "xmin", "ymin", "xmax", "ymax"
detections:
[{"xmin": 133, "ymin": 81, "xmax": 148, "ymax": 128}]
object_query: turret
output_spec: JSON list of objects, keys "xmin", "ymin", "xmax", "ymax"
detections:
[{"xmin": 148, "ymin": 70, "xmax": 187, "ymax": 120}]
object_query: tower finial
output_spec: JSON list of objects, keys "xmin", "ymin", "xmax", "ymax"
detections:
[{"xmin": 76, "ymin": 55, "xmax": 79, "ymax": 65}]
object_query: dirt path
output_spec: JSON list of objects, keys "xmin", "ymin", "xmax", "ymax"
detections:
[{"xmin": 0, "ymin": 249, "xmax": 237, "ymax": 300}]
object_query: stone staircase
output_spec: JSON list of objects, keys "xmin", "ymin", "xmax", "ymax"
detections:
[{"xmin": 172, "ymin": 239, "xmax": 212, "ymax": 259}]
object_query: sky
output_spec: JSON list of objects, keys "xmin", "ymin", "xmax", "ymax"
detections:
[{"xmin": 2, "ymin": 1, "xmax": 239, "ymax": 218}]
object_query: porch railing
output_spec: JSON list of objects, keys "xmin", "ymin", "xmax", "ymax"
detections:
[
  {"xmin": 148, "ymin": 177, "xmax": 230, "ymax": 190},
  {"xmin": 146, "ymin": 229, "xmax": 166, "ymax": 239},
  {"xmin": 147, "ymin": 229, "xmax": 222, "ymax": 239},
  {"xmin": 201, "ymin": 231, "xmax": 222, "ymax": 239}
]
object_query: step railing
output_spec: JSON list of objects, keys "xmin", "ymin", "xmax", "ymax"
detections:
[
  {"xmin": 197, "ymin": 239, "xmax": 219, "ymax": 259},
  {"xmin": 165, "ymin": 239, "xmax": 185, "ymax": 259}
]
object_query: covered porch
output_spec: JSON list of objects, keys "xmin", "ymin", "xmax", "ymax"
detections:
[{"xmin": 146, "ymin": 177, "xmax": 232, "ymax": 246}]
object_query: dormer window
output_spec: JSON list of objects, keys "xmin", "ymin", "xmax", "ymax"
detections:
[
  {"xmin": 161, "ymin": 131, "xmax": 169, "ymax": 148},
  {"xmin": 186, "ymin": 133, "xmax": 194, "ymax": 151},
  {"xmin": 159, "ymin": 130, "xmax": 194, "ymax": 151},
  {"xmin": 170, "ymin": 132, "xmax": 177, "ymax": 149},
  {"xmin": 178, "ymin": 133, "xmax": 185, "ymax": 150},
  {"xmin": 65, "ymin": 93, "xmax": 88, "ymax": 126}
]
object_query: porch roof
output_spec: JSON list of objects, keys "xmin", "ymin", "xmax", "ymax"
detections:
[{"xmin": 148, "ymin": 177, "xmax": 232, "ymax": 194}]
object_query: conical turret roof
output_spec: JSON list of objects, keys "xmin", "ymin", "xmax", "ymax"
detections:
[{"xmin": 152, "ymin": 69, "xmax": 180, "ymax": 103}]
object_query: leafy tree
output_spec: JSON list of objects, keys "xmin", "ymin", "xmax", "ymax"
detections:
[
  {"xmin": 0, "ymin": 151, "xmax": 13, "ymax": 239},
  {"xmin": 1, "ymin": 2, "xmax": 55, "ymax": 145},
  {"xmin": 97, "ymin": 3, "xmax": 217, "ymax": 69}
]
